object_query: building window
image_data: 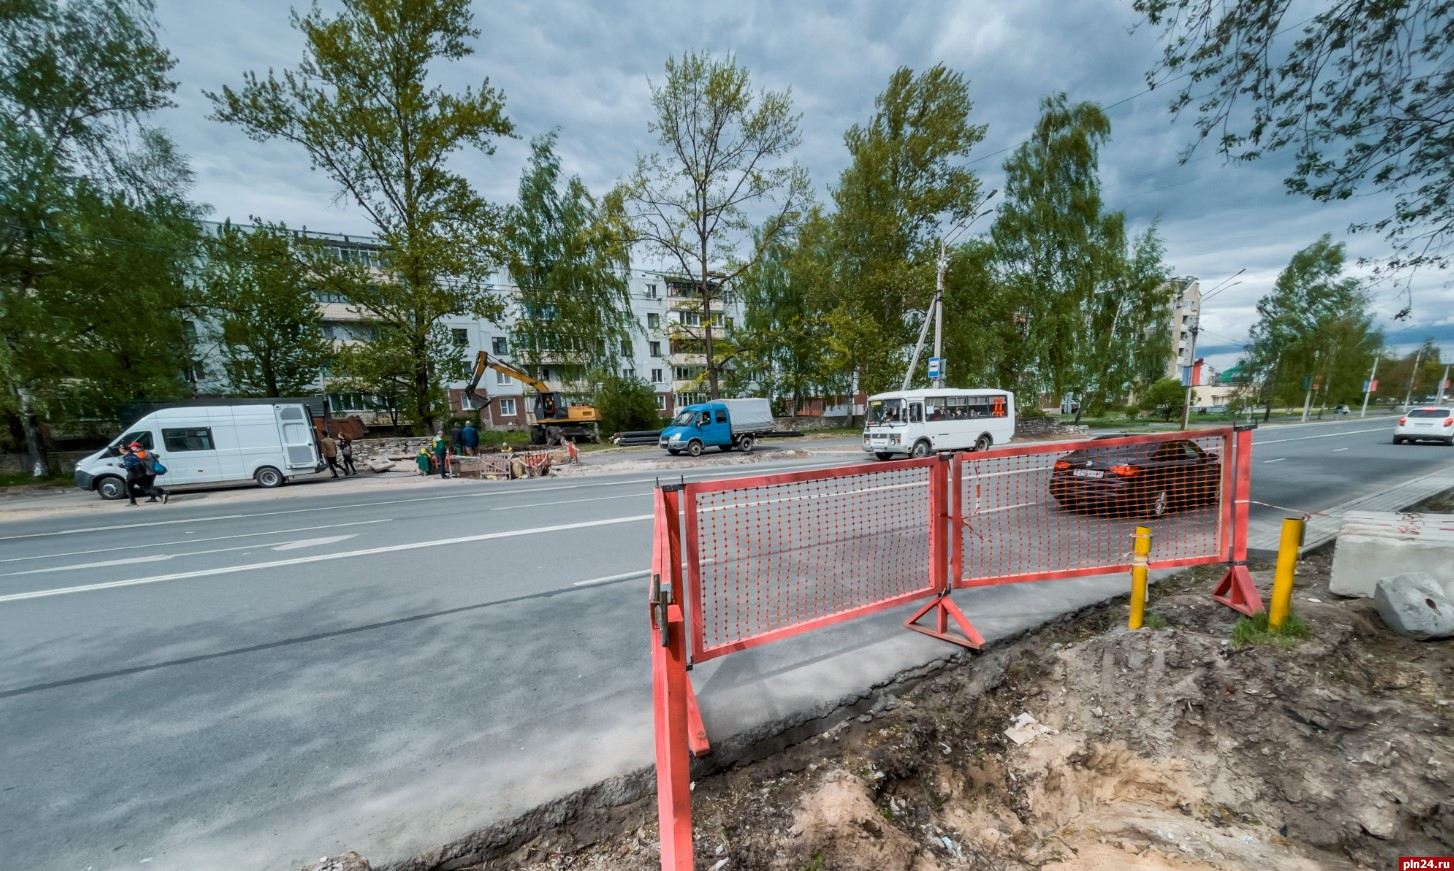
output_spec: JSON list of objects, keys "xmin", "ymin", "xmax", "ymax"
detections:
[
  {"xmin": 647, "ymin": 313, "xmax": 660, "ymax": 329},
  {"xmin": 724, "ymin": 316, "xmax": 734, "ymax": 331},
  {"xmin": 679, "ymin": 310, "xmax": 701, "ymax": 326},
  {"xmin": 649, "ymin": 341, "xmax": 661, "ymax": 357},
  {"xmin": 656, "ymin": 394, "xmax": 666, "ymax": 410},
  {"xmin": 646, "ymin": 283, "xmax": 658, "ymax": 299},
  {"xmin": 651, "ymin": 368, "xmax": 663, "ymax": 383},
  {"xmin": 620, "ymin": 340, "xmax": 631, "ymax": 356},
  {"xmin": 494, "ymin": 370, "xmax": 512, "ymax": 385},
  {"xmin": 492, "ymin": 336, "xmax": 508, "ymax": 355},
  {"xmin": 498, "ymin": 398, "xmax": 517, "ymax": 416},
  {"xmin": 188, "ymin": 360, "xmax": 208, "ymax": 382},
  {"xmin": 623, "ymin": 368, "xmax": 635, "ymax": 379},
  {"xmin": 452, "ymin": 328, "xmax": 469, "ymax": 348},
  {"xmin": 461, "ymin": 392, "xmax": 482, "ymax": 411}
]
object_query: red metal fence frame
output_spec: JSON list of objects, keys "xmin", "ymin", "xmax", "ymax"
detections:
[{"xmin": 682, "ymin": 457, "xmax": 945, "ymax": 662}]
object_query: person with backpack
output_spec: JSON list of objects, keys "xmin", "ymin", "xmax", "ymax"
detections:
[
  {"xmin": 339, "ymin": 436, "xmax": 357, "ymax": 476},
  {"xmin": 121, "ymin": 441, "xmax": 167, "ymax": 505},
  {"xmin": 319, "ymin": 433, "xmax": 341, "ymax": 478}
]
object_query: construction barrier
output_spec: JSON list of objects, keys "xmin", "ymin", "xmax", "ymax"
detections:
[{"xmin": 649, "ymin": 424, "xmax": 1258, "ymax": 870}]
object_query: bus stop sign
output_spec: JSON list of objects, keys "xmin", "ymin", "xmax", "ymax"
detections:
[{"xmin": 928, "ymin": 357, "xmax": 941, "ymax": 379}]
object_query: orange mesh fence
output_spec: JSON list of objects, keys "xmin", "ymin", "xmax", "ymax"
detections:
[
  {"xmin": 683, "ymin": 458, "xmax": 942, "ymax": 662},
  {"xmin": 953, "ymin": 429, "xmax": 1232, "ymax": 587}
]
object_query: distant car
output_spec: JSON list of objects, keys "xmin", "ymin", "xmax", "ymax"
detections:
[
  {"xmin": 1393, "ymin": 407, "xmax": 1454, "ymax": 445},
  {"xmin": 1049, "ymin": 438, "xmax": 1221, "ymax": 518}
]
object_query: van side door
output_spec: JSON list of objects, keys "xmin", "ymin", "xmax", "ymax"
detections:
[{"xmin": 160, "ymin": 425, "xmax": 218, "ymax": 483}]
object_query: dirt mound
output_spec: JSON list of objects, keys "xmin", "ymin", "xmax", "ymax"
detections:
[{"xmin": 442, "ymin": 550, "xmax": 1452, "ymax": 871}]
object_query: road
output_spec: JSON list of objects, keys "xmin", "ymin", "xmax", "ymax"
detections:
[{"xmin": 0, "ymin": 415, "xmax": 1447, "ymax": 871}]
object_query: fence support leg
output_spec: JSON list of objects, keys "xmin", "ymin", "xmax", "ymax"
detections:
[
  {"xmin": 905, "ymin": 592, "xmax": 985, "ymax": 649},
  {"xmin": 1213, "ymin": 424, "xmax": 1265, "ymax": 615}
]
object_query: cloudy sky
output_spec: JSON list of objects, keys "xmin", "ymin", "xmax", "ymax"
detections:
[{"xmin": 152, "ymin": 0, "xmax": 1452, "ymax": 372}]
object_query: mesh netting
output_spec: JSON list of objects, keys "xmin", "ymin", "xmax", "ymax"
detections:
[
  {"xmin": 956, "ymin": 431, "xmax": 1228, "ymax": 585},
  {"xmin": 685, "ymin": 463, "xmax": 936, "ymax": 660}
]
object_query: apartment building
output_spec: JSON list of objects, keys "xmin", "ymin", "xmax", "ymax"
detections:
[
  {"xmin": 1167, "ymin": 277, "xmax": 1201, "ymax": 381},
  {"xmin": 189, "ymin": 222, "xmax": 747, "ymax": 429}
]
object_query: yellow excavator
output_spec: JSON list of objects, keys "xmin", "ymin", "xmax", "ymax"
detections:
[{"xmin": 463, "ymin": 351, "xmax": 601, "ymax": 445}]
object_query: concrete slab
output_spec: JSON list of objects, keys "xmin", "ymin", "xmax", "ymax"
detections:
[{"xmin": 1329, "ymin": 511, "xmax": 1454, "ymax": 598}]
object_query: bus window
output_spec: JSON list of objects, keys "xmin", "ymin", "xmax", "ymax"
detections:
[{"xmin": 909, "ymin": 403, "xmax": 923, "ymax": 423}]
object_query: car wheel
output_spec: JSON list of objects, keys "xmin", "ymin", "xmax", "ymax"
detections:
[
  {"xmin": 1145, "ymin": 488, "xmax": 1170, "ymax": 519},
  {"xmin": 737, "ymin": 435, "xmax": 755, "ymax": 453},
  {"xmin": 687, "ymin": 440, "xmax": 704, "ymax": 458},
  {"xmin": 255, "ymin": 466, "xmax": 284, "ymax": 488},
  {"xmin": 910, "ymin": 439, "xmax": 932, "ymax": 459},
  {"xmin": 96, "ymin": 475, "xmax": 127, "ymax": 500},
  {"xmin": 974, "ymin": 434, "xmax": 992, "ymax": 452},
  {"xmin": 1392, "ymin": 436, "xmax": 1402, "ymax": 444},
  {"xmin": 1055, "ymin": 498, "xmax": 1079, "ymax": 513},
  {"xmin": 874, "ymin": 451, "xmax": 895, "ymax": 461},
  {"xmin": 667, "ymin": 449, "xmax": 681, "ymax": 456}
]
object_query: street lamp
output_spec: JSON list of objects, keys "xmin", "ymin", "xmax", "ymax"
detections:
[{"xmin": 902, "ymin": 189, "xmax": 997, "ymax": 391}]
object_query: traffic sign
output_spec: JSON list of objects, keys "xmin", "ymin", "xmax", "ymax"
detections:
[{"xmin": 927, "ymin": 357, "xmax": 941, "ymax": 379}]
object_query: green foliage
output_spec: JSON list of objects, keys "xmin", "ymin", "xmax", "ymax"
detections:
[
  {"xmin": 507, "ymin": 133, "xmax": 634, "ymax": 383},
  {"xmin": 0, "ymin": 0, "xmax": 201, "ymax": 473},
  {"xmin": 1231, "ymin": 611, "xmax": 1310, "ymax": 649},
  {"xmin": 623, "ymin": 51, "xmax": 810, "ymax": 400},
  {"xmin": 594, "ymin": 375, "xmax": 661, "ymax": 435},
  {"xmin": 1136, "ymin": 0, "xmax": 1454, "ymax": 274},
  {"xmin": 828, "ymin": 64, "xmax": 988, "ymax": 394},
  {"xmin": 1139, "ymin": 378, "xmax": 1186, "ymax": 421},
  {"xmin": 198, "ymin": 220, "xmax": 334, "ymax": 396},
  {"xmin": 1245, "ymin": 236, "xmax": 1381, "ymax": 410},
  {"xmin": 208, "ymin": 0, "xmax": 514, "ymax": 432},
  {"xmin": 1144, "ymin": 611, "xmax": 1168, "ymax": 630},
  {"xmin": 477, "ymin": 428, "xmax": 529, "ymax": 446},
  {"xmin": 988, "ymin": 94, "xmax": 1171, "ymax": 406}
]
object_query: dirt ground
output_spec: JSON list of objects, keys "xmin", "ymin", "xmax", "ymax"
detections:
[{"xmin": 312, "ymin": 492, "xmax": 1454, "ymax": 871}]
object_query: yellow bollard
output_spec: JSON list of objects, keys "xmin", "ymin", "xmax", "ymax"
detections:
[
  {"xmin": 1268, "ymin": 516, "xmax": 1304, "ymax": 628},
  {"xmin": 1129, "ymin": 526, "xmax": 1151, "ymax": 630}
]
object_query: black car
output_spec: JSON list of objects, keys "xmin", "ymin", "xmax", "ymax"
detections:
[{"xmin": 1049, "ymin": 437, "xmax": 1221, "ymax": 517}]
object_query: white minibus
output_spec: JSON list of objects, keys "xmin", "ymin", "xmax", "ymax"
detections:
[{"xmin": 863, "ymin": 388, "xmax": 1016, "ymax": 459}]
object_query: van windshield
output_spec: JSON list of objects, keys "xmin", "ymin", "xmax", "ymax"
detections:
[
  {"xmin": 867, "ymin": 399, "xmax": 904, "ymax": 425},
  {"xmin": 670, "ymin": 410, "xmax": 698, "ymax": 427},
  {"xmin": 111, "ymin": 431, "xmax": 153, "ymax": 451}
]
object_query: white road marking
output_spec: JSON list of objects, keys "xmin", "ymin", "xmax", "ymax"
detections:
[
  {"xmin": 0, "ymin": 515, "xmax": 652, "ymax": 604},
  {"xmin": 1332, "ymin": 447, "xmax": 1349, "ymax": 452},
  {"xmin": 1255, "ymin": 427, "xmax": 1388, "ymax": 444},
  {"xmin": 573, "ymin": 570, "xmax": 650, "ymax": 587},
  {"xmin": 270, "ymin": 535, "xmax": 357, "ymax": 551},
  {"xmin": 1264, "ymin": 458, "xmax": 1287, "ymax": 463},
  {"xmin": 0, "ymin": 520, "xmax": 389, "ymax": 563}
]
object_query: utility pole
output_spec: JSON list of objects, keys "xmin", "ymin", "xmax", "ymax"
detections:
[
  {"xmin": 1403, "ymin": 347, "xmax": 1423, "ymax": 407},
  {"xmin": 1301, "ymin": 351, "xmax": 1321, "ymax": 422},
  {"xmin": 1441, "ymin": 364, "xmax": 1451, "ymax": 403},
  {"xmin": 932, "ymin": 240, "xmax": 946, "ymax": 389},
  {"xmin": 1359, "ymin": 355, "xmax": 1378, "ymax": 418}
]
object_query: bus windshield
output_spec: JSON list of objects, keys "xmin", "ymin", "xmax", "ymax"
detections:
[{"xmin": 867, "ymin": 398, "xmax": 904, "ymax": 425}]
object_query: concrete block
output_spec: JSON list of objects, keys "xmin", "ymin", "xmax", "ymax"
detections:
[
  {"xmin": 1329, "ymin": 511, "xmax": 1454, "ymax": 598},
  {"xmin": 1373, "ymin": 572, "xmax": 1454, "ymax": 640}
]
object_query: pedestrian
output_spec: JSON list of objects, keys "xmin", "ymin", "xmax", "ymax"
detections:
[
  {"xmin": 320, "ymin": 432, "xmax": 341, "ymax": 478},
  {"xmin": 461, "ymin": 420, "xmax": 479, "ymax": 456},
  {"xmin": 121, "ymin": 441, "xmax": 167, "ymax": 505},
  {"xmin": 339, "ymin": 436, "xmax": 357, "ymax": 476},
  {"xmin": 433, "ymin": 431, "xmax": 450, "ymax": 478},
  {"xmin": 450, "ymin": 420, "xmax": 464, "ymax": 454},
  {"xmin": 416, "ymin": 446, "xmax": 432, "ymax": 476}
]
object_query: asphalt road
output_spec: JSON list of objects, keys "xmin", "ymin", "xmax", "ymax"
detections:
[{"xmin": 1, "ymin": 414, "xmax": 1447, "ymax": 871}]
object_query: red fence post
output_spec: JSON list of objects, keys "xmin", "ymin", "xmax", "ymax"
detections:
[
  {"xmin": 1212, "ymin": 424, "xmax": 1265, "ymax": 614},
  {"xmin": 905, "ymin": 453, "xmax": 985, "ymax": 649},
  {"xmin": 650, "ymin": 486, "xmax": 694, "ymax": 871}
]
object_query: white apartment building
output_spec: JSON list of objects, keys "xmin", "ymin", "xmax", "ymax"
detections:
[
  {"xmin": 189, "ymin": 223, "xmax": 747, "ymax": 428},
  {"xmin": 1167, "ymin": 277, "xmax": 1201, "ymax": 381}
]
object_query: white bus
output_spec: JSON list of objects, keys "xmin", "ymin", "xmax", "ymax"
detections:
[{"xmin": 863, "ymin": 388, "xmax": 1016, "ymax": 459}]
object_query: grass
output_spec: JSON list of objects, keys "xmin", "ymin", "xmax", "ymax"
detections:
[
  {"xmin": 0, "ymin": 471, "xmax": 72, "ymax": 489},
  {"xmin": 1144, "ymin": 611, "xmax": 1169, "ymax": 630},
  {"xmin": 1230, "ymin": 611, "xmax": 1310, "ymax": 649}
]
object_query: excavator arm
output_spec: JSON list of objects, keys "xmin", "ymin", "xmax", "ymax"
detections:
[
  {"xmin": 462, "ymin": 351, "xmax": 597, "ymax": 444},
  {"xmin": 464, "ymin": 351, "xmax": 561, "ymax": 417}
]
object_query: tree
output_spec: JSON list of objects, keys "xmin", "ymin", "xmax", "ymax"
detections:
[
  {"xmin": 1245, "ymin": 235, "xmax": 1380, "ymax": 411},
  {"xmin": 623, "ymin": 51, "xmax": 810, "ymax": 399},
  {"xmin": 989, "ymin": 94, "xmax": 1171, "ymax": 413},
  {"xmin": 197, "ymin": 221, "xmax": 334, "ymax": 396},
  {"xmin": 1140, "ymin": 377, "xmax": 1186, "ymax": 421},
  {"xmin": 0, "ymin": 0, "xmax": 199, "ymax": 474},
  {"xmin": 1136, "ymin": 0, "xmax": 1454, "ymax": 279},
  {"xmin": 506, "ymin": 133, "xmax": 634, "ymax": 385},
  {"xmin": 209, "ymin": 0, "xmax": 514, "ymax": 431},
  {"xmin": 594, "ymin": 374, "xmax": 660, "ymax": 436},
  {"xmin": 828, "ymin": 64, "xmax": 988, "ymax": 396}
]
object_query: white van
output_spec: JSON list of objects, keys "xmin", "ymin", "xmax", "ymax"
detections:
[
  {"xmin": 74, "ymin": 403, "xmax": 325, "ymax": 499},
  {"xmin": 864, "ymin": 388, "xmax": 1016, "ymax": 458}
]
